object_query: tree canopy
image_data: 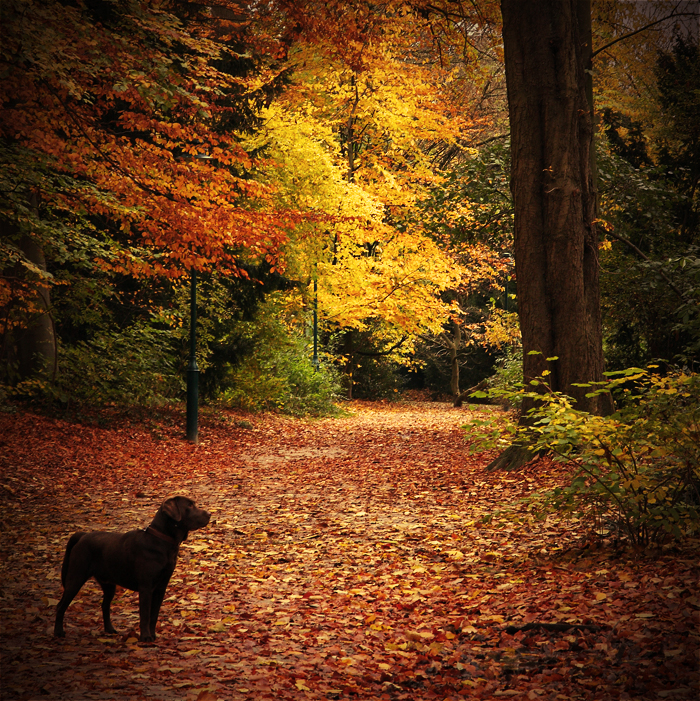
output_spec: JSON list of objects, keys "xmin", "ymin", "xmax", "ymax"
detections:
[{"xmin": 1, "ymin": 0, "xmax": 698, "ymax": 410}]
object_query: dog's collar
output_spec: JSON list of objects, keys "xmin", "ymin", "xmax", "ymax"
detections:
[{"xmin": 144, "ymin": 526, "xmax": 177, "ymax": 545}]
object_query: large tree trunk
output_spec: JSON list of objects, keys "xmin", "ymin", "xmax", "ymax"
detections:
[{"xmin": 501, "ymin": 0, "xmax": 611, "ymax": 416}]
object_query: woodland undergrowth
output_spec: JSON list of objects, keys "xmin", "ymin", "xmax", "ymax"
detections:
[{"xmin": 0, "ymin": 401, "xmax": 698, "ymax": 701}]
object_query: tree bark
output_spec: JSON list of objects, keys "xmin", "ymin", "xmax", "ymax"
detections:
[
  {"xmin": 15, "ymin": 235, "xmax": 56, "ymax": 381},
  {"xmin": 501, "ymin": 0, "xmax": 611, "ymax": 416},
  {"xmin": 344, "ymin": 330, "xmax": 354, "ymax": 400},
  {"xmin": 453, "ymin": 378, "xmax": 487, "ymax": 408},
  {"xmin": 1, "ymin": 190, "xmax": 57, "ymax": 383}
]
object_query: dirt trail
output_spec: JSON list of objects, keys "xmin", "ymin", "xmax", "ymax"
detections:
[{"xmin": 1, "ymin": 402, "xmax": 697, "ymax": 701}]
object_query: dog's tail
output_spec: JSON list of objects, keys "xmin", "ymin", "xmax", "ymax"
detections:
[{"xmin": 61, "ymin": 532, "xmax": 86, "ymax": 587}]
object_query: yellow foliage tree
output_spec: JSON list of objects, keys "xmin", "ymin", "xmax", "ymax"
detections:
[
  {"xmin": 254, "ymin": 105, "xmax": 463, "ymax": 364},
  {"xmin": 248, "ymin": 1, "xmax": 508, "ymax": 394}
]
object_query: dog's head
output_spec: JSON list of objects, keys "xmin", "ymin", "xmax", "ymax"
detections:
[{"xmin": 161, "ymin": 497, "xmax": 210, "ymax": 539}]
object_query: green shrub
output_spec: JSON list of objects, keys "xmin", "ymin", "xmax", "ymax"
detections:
[
  {"xmin": 10, "ymin": 324, "xmax": 180, "ymax": 406},
  {"xmin": 487, "ymin": 346, "xmax": 523, "ymax": 409},
  {"xmin": 220, "ymin": 328, "xmax": 342, "ymax": 417},
  {"xmin": 468, "ymin": 366, "xmax": 700, "ymax": 547}
]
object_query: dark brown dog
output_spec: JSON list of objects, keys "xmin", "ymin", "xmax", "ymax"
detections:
[{"xmin": 54, "ymin": 496, "xmax": 210, "ymax": 642}]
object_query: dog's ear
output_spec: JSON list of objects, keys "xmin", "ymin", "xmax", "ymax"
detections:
[{"xmin": 161, "ymin": 497, "xmax": 184, "ymax": 522}]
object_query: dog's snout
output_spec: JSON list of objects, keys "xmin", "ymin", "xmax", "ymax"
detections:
[{"xmin": 190, "ymin": 507, "xmax": 210, "ymax": 529}]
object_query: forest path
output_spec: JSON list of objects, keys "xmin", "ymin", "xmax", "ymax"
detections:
[{"xmin": 0, "ymin": 402, "xmax": 697, "ymax": 701}]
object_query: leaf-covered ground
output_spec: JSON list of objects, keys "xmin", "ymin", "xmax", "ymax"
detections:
[{"xmin": 1, "ymin": 401, "xmax": 698, "ymax": 701}]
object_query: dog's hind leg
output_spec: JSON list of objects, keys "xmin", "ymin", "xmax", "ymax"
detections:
[
  {"xmin": 54, "ymin": 534, "xmax": 89, "ymax": 638},
  {"xmin": 99, "ymin": 581, "xmax": 117, "ymax": 634},
  {"xmin": 60, "ymin": 532, "xmax": 85, "ymax": 586},
  {"xmin": 54, "ymin": 573, "xmax": 89, "ymax": 637}
]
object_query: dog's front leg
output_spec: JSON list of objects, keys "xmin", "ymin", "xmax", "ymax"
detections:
[
  {"xmin": 148, "ymin": 584, "xmax": 168, "ymax": 639},
  {"xmin": 138, "ymin": 587, "xmax": 155, "ymax": 642}
]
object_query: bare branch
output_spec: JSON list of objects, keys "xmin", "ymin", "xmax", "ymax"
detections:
[{"xmin": 592, "ymin": 9, "xmax": 699, "ymax": 59}]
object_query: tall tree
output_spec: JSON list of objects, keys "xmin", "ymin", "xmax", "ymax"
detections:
[
  {"xmin": 0, "ymin": 0, "xmax": 290, "ymax": 382},
  {"xmin": 260, "ymin": 2, "xmax": 497, "ymax": 395},
  {"xmin": 499, "ymin": 0, "xmax": 612, "ymax": 426}
]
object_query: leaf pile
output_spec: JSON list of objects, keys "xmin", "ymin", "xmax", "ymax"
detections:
[{"xmin": 0, "ymin": 402, "xmax": 698, "ymax": 700}]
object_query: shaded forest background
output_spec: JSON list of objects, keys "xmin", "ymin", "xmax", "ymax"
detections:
[{"xmin": 1, "ymin": 0, "xmax": 699, "ymax": 410}]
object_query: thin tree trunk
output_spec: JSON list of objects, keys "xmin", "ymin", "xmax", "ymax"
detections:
[
  {"xmin": 344, "ymin": 331, "xmax": 354, "ymax": 400},
  {"xmin": 16, "ymin": 235, "xmax": 56, "ymax": 382}
]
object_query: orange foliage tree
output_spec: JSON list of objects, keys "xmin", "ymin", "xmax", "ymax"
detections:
[{"xmin": 0, "ymin": 0, "xmax": 294, "ymax": 379}]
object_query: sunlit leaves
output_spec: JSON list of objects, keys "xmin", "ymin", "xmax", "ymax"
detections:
[
  {"xmin": 253, "ymin": 100, "xmax": 464, "ymax": 360},
  {"xmin": 467, "ymin": 366, "xmax": 700, "ymax": 546}
]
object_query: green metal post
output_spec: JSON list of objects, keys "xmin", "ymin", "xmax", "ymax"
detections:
[
  {"xmin": 312, "ymin": 277, "xmax": 319, "ymax": 371},
  {"xmin": 186, "ymin": 269, "xmax": 199, "ymax": 443}
]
